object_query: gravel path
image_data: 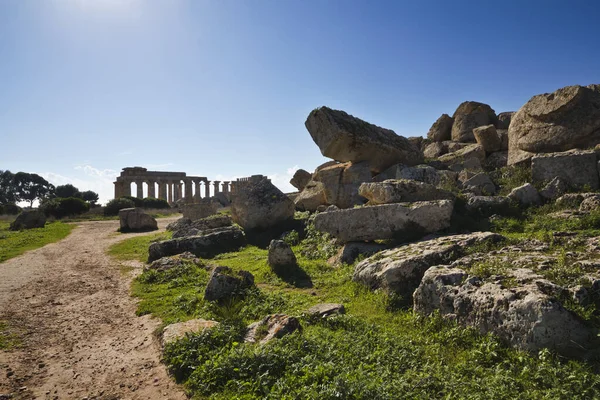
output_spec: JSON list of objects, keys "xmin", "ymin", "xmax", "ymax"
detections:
[{"xmin": 0, "ymin": 218, "xmax": 187, "ymax": 399}]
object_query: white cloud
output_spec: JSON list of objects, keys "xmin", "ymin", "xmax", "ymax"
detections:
[
  {"xmin": 39, "ymin": 165, "xmax": 119, "ymax": 206},
  {"xmin": 268, "ymin": 166, "xmax": 299, "ymax": 194}
]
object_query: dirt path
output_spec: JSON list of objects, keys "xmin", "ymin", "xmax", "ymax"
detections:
[{"xmin": 0, "ymin": 218, "xmax": 187, "ymax": 400}]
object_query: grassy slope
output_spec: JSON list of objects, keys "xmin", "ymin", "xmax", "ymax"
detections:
[
  {"xmin": 110, "ymin": 227, "xmax": 600, "ymax": 399},
  {"xmin": 0, "ymin": 221, "xmax": 75, "ymax": 263}
]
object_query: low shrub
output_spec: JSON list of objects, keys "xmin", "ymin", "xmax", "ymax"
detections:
[
  {"xmin": 142, "ymin": 197, "xmax": 171, "ymax": 209},
  {"xmin": 0, "ymin": 203, "xmax": 21, "ymax": 215},
  {"xmin": 41, "ymin": 197, "xmax": 90, "ymax": 219},
  {"xmin": 104, "ymin": 197, "xmax": 135, "ymax": 216},
  {"xmin": 122, "ymin": 195, "xmax": 144, "ymax": 207}
]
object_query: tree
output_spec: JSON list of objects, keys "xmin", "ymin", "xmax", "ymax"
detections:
[
  {"xmin": 81, "ymin": 190, "xmax": 99, "ymax": 206},
  {"xmin": 12, "ymin": 172, "xmax": 55, "ymax": 207},
  {"xmin": 0, "ymin": 170, "xmax": 17, "ymax": 204},
  {"xmin": 55, "ymin": 184, "xmax": 82, "ymax": 199}
]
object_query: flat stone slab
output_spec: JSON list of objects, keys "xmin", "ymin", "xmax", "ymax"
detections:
[{"xmin": 162, "ymin": 319, "xmax": 219, "ymax": 346}]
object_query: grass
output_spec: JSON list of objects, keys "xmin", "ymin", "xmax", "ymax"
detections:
[
  {"xmin": 0, "ymin": 220, "xmax": 75, "ymax": 263},
  {"xmin": 112, "ymin": 231, "xmax": 600, "ymax": 399},
  {"xmin": 0, "ymin": 320, "xmax": 21, "ymax": 350},
  {"xmin": 108, "ymin": 230, "xmax": 172, "ymax": 262}
]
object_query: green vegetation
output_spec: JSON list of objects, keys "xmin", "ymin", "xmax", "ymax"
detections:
[
  {"xmin": 107, "ymin": 230, "xmax": 172, "ymax": 262},
  {"xmin": 0, "ymin": 320, "xmax": 21, "ymax": 350},
  {"xmin": 112, "ymin": 228, "xmax": 600, "ymax": 399},
  {"xmin": 0, "ymin": 220, "xmax": 74, "ymax": 263},
  {"xmin": 41, "ymin": 196, "xmax": 90, "ymax": 218}
]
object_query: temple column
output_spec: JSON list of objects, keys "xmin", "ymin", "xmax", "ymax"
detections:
[
  {"xmin": 136, "ymin": 180, "xmax": 143, "ymax": 199},
  {"xmin": 173, "ymin": 182, "xmax": 180, "ymax": 202},
  {"xmin": 204, "ymin": 180, "xmax": 211, "ymax": 198},
  {"xmin": 184, "ymin": 179, "xmax": 193, "ymax": 203},
  {"xmin": 114, "ymin": 181, "xmax": 123, "ymax": 198},
  {"xmin": 177, "ymin": 182, "xmax": 183, "ymax": 201},
  {"xmin": 147, "ymin": 180, "xmax": 156, "ymax": 198},
  {"xmin": 213, "ymin": 181, "xmax": 221, "ymax": 195},
  {"xmin": 168, "ymin": 181, "xmax": 174, "ymax": 203},
  {"xmin": 158, "ymin": 180, "xmax": 167, "ymax": 200},
  {"xmin": 222, "ymin": 181, "xmax": 230, "ymax": 201},
  {"xmin": 195, "ymin": 181, "xmax": 201, "ymax": 201}
]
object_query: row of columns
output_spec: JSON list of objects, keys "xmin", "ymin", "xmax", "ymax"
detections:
[{"xmin": 115, "ymin": 179, "xmax": 235, "ymax": 203}]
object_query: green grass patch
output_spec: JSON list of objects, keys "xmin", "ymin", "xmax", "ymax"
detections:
[
  {"xmin": 107, "ymin": 231, "xmax": 172, "ymax": 262},
  {"xmin": 0, "ymin": 320, "xmax": 21, "ymax": 350},
  {"xmin": 0, "ymin": 221, "xmax": 75, "ymax": 263}
]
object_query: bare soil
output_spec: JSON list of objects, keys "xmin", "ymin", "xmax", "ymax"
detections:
[{"xmin": 0, "ymin": 218, "xmax": 187, "ymax": 400}]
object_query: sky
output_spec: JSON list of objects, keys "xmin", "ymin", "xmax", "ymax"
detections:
[{"xmin": 1, "ymin": 0, "xmax": 600, "ymax": 204}]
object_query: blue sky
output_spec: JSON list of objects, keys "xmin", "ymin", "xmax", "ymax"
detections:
[{"xmin": 1, "ymin": 0, "xmax": 599, "ymax": 203}]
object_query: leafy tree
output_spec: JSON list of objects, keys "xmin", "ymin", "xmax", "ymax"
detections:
[
  {"xmin": 104, "ymin": 197, "xmax": 135, "ymax": 216},
  {"xmin": 12, "ymin": 172, "xmax": 55, "ymax": 207},
  {"xmin": 81, "ymin": 190, "xmax": 99, "ymax": 206},
  {"xmin": 0, "ymin": 170, "xmax": 17, "ymax": 204},
  {"xmin": 41, "ymin": 197, "xmax": 89, "ymax": 218},
  {"xmin": 55, "ymin": 184, "xmax": 82, "ymax": 199}
]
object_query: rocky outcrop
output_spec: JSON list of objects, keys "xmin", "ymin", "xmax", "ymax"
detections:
[
  {"xmin": 204, "ymin": 266, "xmax": 254, "ymax": 302},
  {"xmin": 451, "ymin": 101, "xmax": 497, "ymax": 142},
  {"xmin": 462, "ymin": 173, "xmax": 496, "ymax": 196},
  {"xmin": 171, "ymin": 215, "xmax": 233, "ymax": 238},
  {"xmin": 118, "ymin": 208, "xmax": 157, "ymax": 232},
  {"xmin": 161, "ymin": 319, "xmax": 219, "ymax": 346},
  {"xmin": 294, "ymin": 181, "xmax": 327, "ymax": 211},
  {"xmin": 539, "ymin": 177, "xmax": 569, "ymax": 201},
  {"xmin": 473, "ymin": 125, "xmax": 503, "ymax": 153},
  {"xmin": 508, "ymin": 183, "xmax": 541, "ymax": 206},
  {"xmin": 9, "ymin": 210, "xmax": 46, "ymax": 231},
  {"xmin": 465, "ymin": 196, "xmax": 511, "ymax": 216},
  {"xmin": 413, "ymin": 267, "xmax": 595, "ymax": 357},
  {"xmin": 305, "ymin": 107, "xmax": 423, "ymax": 173},
  {"xmin": 496, "ymin": 111, "xmax": 515, "ymax": 129},
  {"xmin": 315, "ymin": 161, "xmax": 371, "ymax": 208},
  {"xmin": 359, "ymin": 179, "xmax": 453, "ymax": 204},
  {"xmin": 147, "ymin": 252, "xmax": 200, "ymax": 272},
  {"xmin": 314, "ymin": 200, "xmax": 453, "ymax": 243},
  {"xmin": 182, "ymin": 203, "xmax": 217, "ymax": 220},
  {"xmin": 166, "ymin": 217, "xmax": 192, "ymax": 232},
  {"xmin": 244, "ymin": 314, "xmax": 301, "ymax": 344},
  {"xmin": 231, "ymin": 177, "xmax": 295, "ymax": 230},
  {"xmin": 327, "ymin": 242, "xmax": 386, "ymax": 266},
  {"xmin": 374, "ymin": 164, "xmax": 443, "ymax": 186},
  {"xmin": 508, "ymin": 84, "xmax": 600, "ymax": 165},
  {"xmin": 531, "ymin": 150, "xmax": 599, "ymax": 189},
  {"xmin": 353, "ymin": 232, "xmax": 503, "ymax": 296},
  {"xmin": 427, "ymin": 114, "xmax": 453, "ymax": 142},
  {"xmin": 267, "ymin": 240, "xmax": 297, "ymax": 268},
  {"xmin": 423, "ymin": 142, "xmax": 447, "ymax": 159},
  {"xmin": 290, "ymin": 169, "xmax": 312, "ymax": 191},
  {"xmin": 438, "ymin": 144, "xmax": 486, "ymax": 169},
  {"xmin": 147, "ymin": 226, "xmax": 245, "ymax": 262}
]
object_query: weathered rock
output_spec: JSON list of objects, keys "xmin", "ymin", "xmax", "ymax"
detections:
[
  {"xmin": 508, "ymin": 84, "xmax": 600, "ymax": 165},
  {"xmin": 231, "ymin": 177, "xmax": 295, "ymax": 230},
  {"xmin": 473, "ymin": 124, "xmax": 503, "ymax": 153},
  {"xmin": 451, "ymin": 102, "xmax": 497, "ymax": 142},
  {"xmin": 462, "ymin": 172, "xmax": 496, "ymax": 195},
  {"xmin": 294, "ymin": 180, "xmax": 327, "ymax": 212},
  {"xmin": 147, "ymin": 252, "xmax": 200, "ymax": 272},
  {"xmin": 466, "ymin": 196, "xmax": 511, "ymax": 216},
  {"xmin": 579, "ymin": 195, "xmax": 600, "ymax": 212},
  {"xmin": 182, "ymin": 202, "xmax": 217, "ymax": 220},
  {"xmin": 172, "ymin": 215, "xmax": 233, "ymax": 238},
  {"xmin": 305, "ymin": 106, "xmax": 423, "ymax": 173},
  {"xmin": 315, "ymin": 161, "xmax": 371, "ymax": 208},
  {"xmin": 204, "ymin": 266, "xmax": 254, "ymax": 302},
  {"xmin": 9, "ymin": 210, "xmax": 46, "ymax": 231},
  {"xmin": 268, "ymin": 240, "xmax": 297, "ymax": 268},
  {"xmin": 118, "ymin": 208, "xmax": 158, "ymax": 232},
  {"xmin": 408, "ymin": 136, "xmax": 427, "ymax": 151},
  {"xmin": 314, "ymin": 200, "xmax": 454, "ymax": 243},
  {"xmin": 508, "ymin": 183, "xmax": 541, "ymax": 206},
  {"xmin": 438, "ymin": 144, "xmax": 486, "ymax": 168},
  {"xmin": 359, "ymin": 179, "xmax": 453, "ymax": 204},
  {"xmin": 445, "ymin": 141, "xmax": 471, "ymax": 153},
  {"xmin": 539, "ymin": 177, "xmax": 569, "ymax": 201},
  {"xmin": 423, "ymin": 142, "xmax": 447, "ymax": 159},
  {"xmin": 166, "ymin": 217, "xmax": 192, "ymax": 232},
  {"xmin": 484, "ymin": 151, "xmax": 508, "ymax": 170},
  {"xmin": 244, "ymin": 314, "xmax": 301, "ymax": 344},
  {"xmin": 496, "ymin": 111, "xmax": 515, "ymax": 130},
  {"xmin": 531, "ymin": 150, "xmax": 599, "ymax": 189},
  {"xmin": 413, "ymin": 267, "xmax": 595, "ymax": 356},
  {"xmin": 306, "ymin": 303, "xmax": 345, "ymax": 318},
  {"xmin": 353, "ymin": 232, "xmax": 503, "ymax": 296},
  {"xmin": 374, "ymin": 164, "xmax": 441, "ymax": 186},
  {"xmin": 427, "ymin": 114, "xmax": 454, "ymax": 142},
  {"xmin": 290, "ymin": 169, "xmax": 312, "ymax": 191},
  {"xmin": 327, "ymin": 242, "xmax": 387, "ymax": 266},
  {"xmin": 162, "ymin": 319, "xmax": 219, "ymax": 346},
  {"xmin": 555, "ymin": 193, "xmax": 598, "ymax": 209},
  {"xmin": 148, "ymin": 226, "xmax": 245, "ymax": 262}
]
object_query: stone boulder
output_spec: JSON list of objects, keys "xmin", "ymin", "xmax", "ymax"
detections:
[
  {"xmin": 465, "ymin": 196, "xmax": 511, "ymax": 216},
  {"xmin": 162, "ymin": 319, "xmax": 219, "ymax": 346},
  {"xmin": 508, "ymin": 183, "xmax": 541, "ymax": 206},
  {"xmin": 508, "ymin": 84, "xmax": 600, "ymax": 165},
  {"xmin": 244, "ymin": 314, "xmax": 301, "ymax": 344},
  {"xmin": 531, "ymin": 150, "xmax": 599, "ymax": 189},
  {"xmin": 306, "ymin": 303, "xmax": 345, "ymax": 318},
  {"xmin": 231, "ymin": 177, "xmax": 295, "ymax": 230},
  {"xmin": 484, "ymin": 151, "xmax": 508, "ymax": 170},
  {"xmin": 9, "ymin": 210, "xmax": 46, "ymax": 231},
  {"xmin": 359, "ymin": 179, "xmax": 453, "ymax": 204},
  {"xmin": 374, "ymin": 164, "xmax": 442, "ymax": 186},
  {"xmin": 294, "ymin": 181, "xmax": 327, "ymax": 212},
  {"xmin": 147, "ymin": 252, "xmax": 200, "ymax": 272},
  {"xmin": 172, "ymin": 215, "xmax": 233, "ymax": 238},
  {"xmin": 555, "ymin": 193, "xmax": 598, "ymax": 209},
  {"xmin": 267, "ymin": 240, "xmax": 297, "ymax": 268},
  {"xmin": 182, "ymin": 202, "xmax": 217, "ymax": 220},
  {"xmin": 413, "ymin": 267, "xmax": 595, "ymax": 357},
  {"xmin": 423, "ymin": 142, "xmax": 447, "ymax": 159},
  {"xmin": 204, "ymin": 266, "xmax": 254, "ymax": 302},
  {"xmin": 462, "ymin": 172, "xmax": 496, "ymax": 196},
  {"xmin": 118, "ymin": 208, "xmax": 158, "ymax": 232},
  {"xmin": 315, "ymin": 161, "xmax": 371, "ymax": 208},
  {"xmin": 579, "ymin": 195, "xmax": 600, "ymax": 212},
  {"xmin": 305, "ymin": 106, "xmax": 423, "ymax": 173},
  {"xmin": 290, "ymin": 169, "xmax": 312, "ymax": 191},
  {"xmin": 427, "ymin": 114, "xmax": 454, "ymax": 142},
  {"xmin": 451, "ymin": 101, "xmax": 497, "ymax": 143},
  {"xmin": 438, "ymin": 144, "xmax": 486, "ymax": 169},
  {"xmin": 313, "ymin": 200, "xmax": 454, "ymax": 243},
  {"xmin": 473, "ymin": 124, "xmax": 503, "ymax": 153},
  {"xmin": 539, "ymin": 177, "xmax": 569, "ymax": 201},
  {"xmin": 496, "ymin": 111, "xmax": 515, "ymax": 130},
  {"xmin": 353, "ymin": 232, "xmax": 503, "ymax": 296},
  {"xmin": 147, "ymin": 226, "xmax": 245, "ymax": 262},
  {"xmin": 166, "ymin": 217, "xmax": 192, "ymax": 232},
  {"xmin": 327, "ymin": 242, "xmax": 387, "ymax": 266}
]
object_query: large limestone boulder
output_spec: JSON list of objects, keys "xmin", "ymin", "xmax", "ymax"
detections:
[
  {"xmin": 290, "ymin": 169, "xmax": 312, "ymax": 191},
  {"xmin": 162, "ymin": 319, "xmax": 219, "ymax": 346},
  {"xmin": 172, "ymin": 215, "xmax": 233, "ymax": 238},
  {"xmin": 451, "ymin": 101, "xmax": 497, "ymax": 142},
  {"xmin": 539, "ymin": 177, "xmax": 569, "ymax": 201},
  {"xmin": 231, "ymin": 177, "xmax": 295, "ymax": 230},
  {"xmin": 462, "ymin": 172, "xmax": 496, "ymax": 196},
  {"xmin": 182, "ymin": 202, "xmax": 217, "ymax": 220},
  {"xmin": 473, "ymin": 124, "xmax": 504, "ymax": 153},
  {"xmin": 496, "ymin": 111, "xmax": 515, "ymax": 130},
  {"xmin": 147, "ymin": 226, "xmax": 245, "ymax": 262},
  {"xmin": 423, "ymin": 142, "xmax": 447, "ymax": 159},
  {"xmin": 508, "ymin": 183, "xmax": 541, "ymax": 206},
  {"xmin": 438, "ymin": 144, "xmax": 486, "ymax": 168},
  {"xmin": 508, "ymin": 84, "xmax": 600, "ymax": 165},
  {"xmin": 327, "ymin": 242, "xmax": 387, "ymax": 266},
  {"xmin": 118, "ymin": 208, "xmax": 158, "ymax": 232},
  {"xmin": 9, "ymin": 210, "xmax": 46, "ymax": 231},
  {"xmin": 313, "ymin": 200, "xmax": 454, "ymax": 243},
  {"xmin": 204, "ymin": 266, "xmax": 254, "ymax": 302},
  {"xmin": 427, "ymin": 114, "xmax": 453, "ymax": 142},
  {"xmin": 465, "ymin": 196, "xmax": 511, "ymax": 216},
  {"xmin": 531, "ymin": 150, "xmax": 599, "ymax": 189},
  {"xmin": 294, "ymin": 181, "xmax": 327, "ymax": 212},
  {"xmin": 314, "ymin": 161, "xmax": 371, "ymax": 209},
  {"xmin": 374, "ymin": 164, "xmax": 442, "ymax": 186},
  {"xmin": 414, "ymin": 267, "xmax": 595, "ymax": 357},
  {"xmin": 305, "ymin": 106, "xmax": 423, "ymax": 173},
  {"xmin": 359, "ymin": 179, "xmax": 453, "ymax": 204},
  {"xmin": 353, "ymin": 232, "xmax": 503, "ymax": 296}
]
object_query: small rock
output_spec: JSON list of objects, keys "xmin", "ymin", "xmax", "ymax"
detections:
[{"xmin": 267, "ymin": 240, "xmax": 297, "ymax": 268}]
